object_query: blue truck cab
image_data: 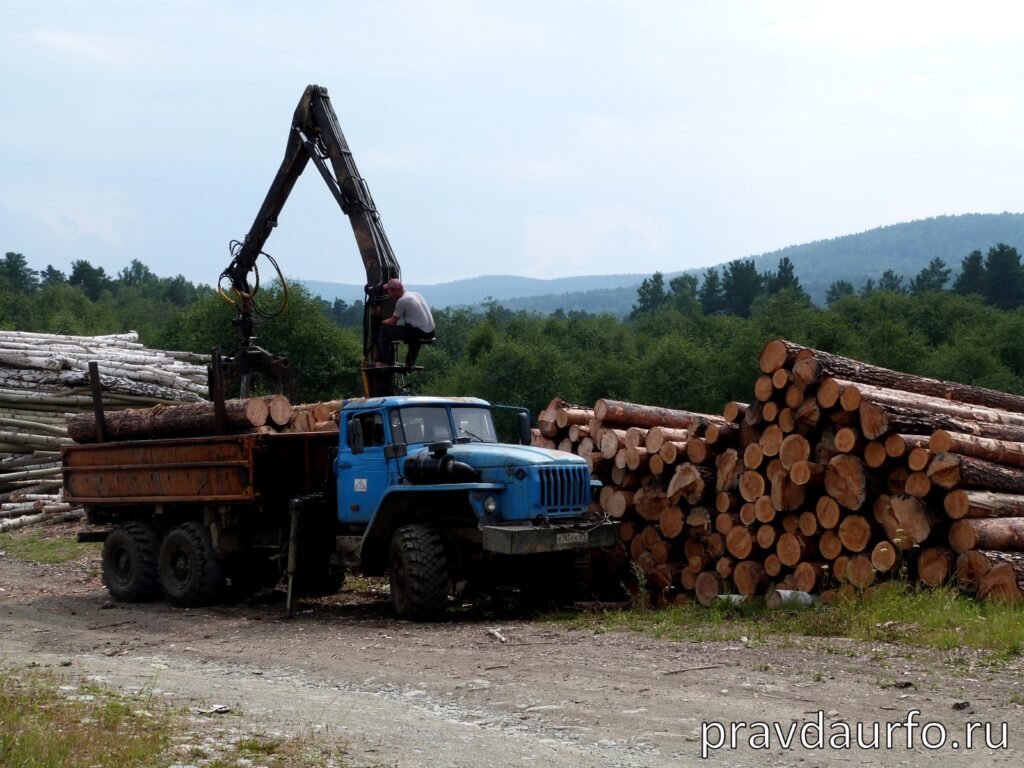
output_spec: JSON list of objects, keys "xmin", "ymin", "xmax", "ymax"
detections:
[{"xmin": 334, "ymin": 396, "xmax": 616, "ymax": 619}]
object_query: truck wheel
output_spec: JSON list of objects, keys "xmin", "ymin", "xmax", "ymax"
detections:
[
  {"xmin": 102, "ymin": 522, "xmax": 161, "ymax": 602},
  {"xmin": 158, "ymin": 522, "xmax": 226, "ymax": 607},
  {"xmin": 389, "ymin": 525, "xmax": 448, "ymax": 621}
]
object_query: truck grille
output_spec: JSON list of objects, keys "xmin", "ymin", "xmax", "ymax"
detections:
[{"xmin": 538, "ymin": 465, "xmax": 590, "ymax": 513}]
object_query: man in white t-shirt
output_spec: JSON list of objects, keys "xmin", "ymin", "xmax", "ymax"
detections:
[{"xmin": 376, "ymin": 278, "xmax": 435, "ymax": 367}]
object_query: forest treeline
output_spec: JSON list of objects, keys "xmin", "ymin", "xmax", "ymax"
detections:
[{"xmin": 2, "ymin": 246, "xmax": 1023, "ymax": 419}]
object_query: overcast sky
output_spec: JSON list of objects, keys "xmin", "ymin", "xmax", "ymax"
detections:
[{"xmin": 2, "ymin": 1, "xmax": 1021, "ymax": 288}]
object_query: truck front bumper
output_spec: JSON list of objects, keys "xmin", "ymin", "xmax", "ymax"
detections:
[{"xmin": 480, "ymin": 520, "xmax": 619, "ymax": 555}]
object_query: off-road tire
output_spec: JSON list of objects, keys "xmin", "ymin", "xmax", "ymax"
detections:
[
  {"xmin": 101, "ymin": 522, "xmax": 161, "ymax": 602},
  {"xmin": 158, "ymin": 521, "xmax": 226, "ymax": 607},
  {"xmin": 389, "ymin": 525, "xmax": 448, "ymax": 621}
]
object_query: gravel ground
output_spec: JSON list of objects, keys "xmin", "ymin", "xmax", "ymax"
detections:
[{"xmin": 1, "ymin": 525, "xmax": 1021, "ymax": 767}]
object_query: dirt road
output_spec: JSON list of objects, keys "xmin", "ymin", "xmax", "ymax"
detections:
[{"xmin": 1, "ymin": 531, "xmax": 1020, "ymax": 767}]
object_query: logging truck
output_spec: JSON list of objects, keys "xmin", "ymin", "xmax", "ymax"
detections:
[{"xmin": 62, "ymin": 395, "xmax": 616, "ymax": 620}]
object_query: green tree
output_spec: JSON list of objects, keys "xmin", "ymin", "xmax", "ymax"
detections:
[
  {"xmin": 765, "ymin": 257, "xmax": 802, "ymax": 295},
  {"xmin": 39, "ymin": 265, "xmax": 67, "ymax": 286},
  {"xmin": 117, "ymin": 259, "xmax": 156, "ymax": 287},
  {"xmin": 698, "ymin": 267, "xmax": 724, "ymax": 315},
  {"xmin": 877, "ymin": 269, "xmax": 906, "ymax": 294},
  {"xmin": 721, "ymin": 258, "xmax": 764, "ymax": 317},
  {"xmin": 910, "ymin": 257, "xmax": 951, "ymax": 294},
  {"xmin": 630, "ymin": 271, "xmax": 668, "ymax": 319},
  {"xmin": 983, "ymin": 243, "xmax": 1024, "ymax": 310},
  {"xmin": 1, "ymin": 252, "xmax": 38, "ymax": 293},
  {"xmin": 953, "ymin": 249, "xmax": 986, "ymax": 296},
  {"xmin": 668, "ymin": 273, "xmax": 700, "ymax": 314},
  {"xmin": 825, "ymin": 280, "xmax": 855, "ymax": 306},
  {"xmin": 68, "ymin": 260, "xmax": 113, "ymax": 301}
]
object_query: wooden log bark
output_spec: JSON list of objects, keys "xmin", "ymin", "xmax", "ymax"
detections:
[
  {"xmin": 949, "ymin": 518, "xmax": 1024, "ymax": 552},
  {"xmin": 67, "ymin": 397, "xmax": 278, "ymax": 443},
  {"xmin": 556, "ymin": 407, "xmax": 594, "ymax": 429},
  {"xmin": 644, "ymin": 426, "xmax": 689, "ymax": 454},
  {"xmin": 594, "ymin": 399, "xmax": 727, "ymax": 430},
  {"xmin": 704, "ymin": 422, "xmax": 737, "ymax": 446},
  {"xmin": 860, "ymin": 400, "xmax": 1024, "ymax": 443},
  {"xmin": 929, "ymin": 431, "xmax": 1024, "ymax": 469},
  {"xmin": 722, "ymin": 402, "xmax": 748, "ymax": 423},
  {"xmin": 944, "ymin": 490, "xmax": 1024, "ymax": 520},
  {"xmin": 765, "ymin": 340, "xmax": 1024, "ymax": 413},
  {"xmin": 927, "ymin": 452, "xmax": 1024, "ymax": 494}
]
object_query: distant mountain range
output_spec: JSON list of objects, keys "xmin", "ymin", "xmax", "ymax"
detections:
[{"xmin": 300, "ymin": 212, "xmax": 1024, "ymax": 317}]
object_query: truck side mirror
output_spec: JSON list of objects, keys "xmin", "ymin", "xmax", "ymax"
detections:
[
  {"xmin": 518, "ymin": 411, "xmax": 532, "ymax": 446},
  {"xmin": 349, "ymin": 419, "xmax": 364, "ymax": 455}
]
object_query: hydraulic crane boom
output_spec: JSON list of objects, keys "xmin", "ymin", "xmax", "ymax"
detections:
[{"xmin": 217, "ymin": 84, "xmax": 402, "ymax": 397}]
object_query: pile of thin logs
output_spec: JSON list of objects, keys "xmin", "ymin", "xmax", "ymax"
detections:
[
  {"xmin": 0, "ymin": 331, "xmax": 213, "ymax": 531},
  {"xmin": 536, "ymin": 339, "xmax": 1024, "ymax": 605}
]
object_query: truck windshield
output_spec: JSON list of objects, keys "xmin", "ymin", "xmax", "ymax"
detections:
[
  {"xmin": 389, "ymin": 407, "xmax": 453, "ymax": 444},
  {"xmin": 452, "ymin": 407, "xmax": 497, "ymax": 443}
]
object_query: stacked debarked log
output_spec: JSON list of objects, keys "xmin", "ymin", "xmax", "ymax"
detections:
[
  {"xmin": 0, "ymin": 330, "xmax": 211, "ymax": 531},
  {"xmin": 536, "ymin": 339, "xmax": 1024, "ymax": 605}
]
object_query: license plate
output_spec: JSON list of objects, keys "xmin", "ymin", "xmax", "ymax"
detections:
[{"xmin": 556, "ymin": 532, "xmax": 588, "ymax": 546}]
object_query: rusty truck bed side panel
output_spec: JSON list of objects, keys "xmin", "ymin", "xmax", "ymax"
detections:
[
  {"xmin": 62, "ymin": 435, "xmax": 258, "ymax": 504},
  {"xmin": 61, "ymin": 432, "xmax": 339, "ymax": 506}
]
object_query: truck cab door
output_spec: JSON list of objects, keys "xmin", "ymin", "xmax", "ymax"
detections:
[{"xmin": 337, "ymin": 410, "xmax": 389, "ymax": 524}]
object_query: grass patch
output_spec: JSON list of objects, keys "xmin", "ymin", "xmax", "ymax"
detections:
[
  {"xmin": 0, "ymin": 666, "xmax": 171, "ymax": 766},
  {"xmin": 0, "ymin": 665, "xmax": 352, "ymax": 767},
  {"xmin": 0, "ymin": 530, "xmax": 100, "ymax": 564},
  {"xmin": 552, "ymin": 584, "xmax": 1023, "ymax": 658}
]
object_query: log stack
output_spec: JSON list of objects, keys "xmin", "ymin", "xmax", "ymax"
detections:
[
  {"xmin": 0, "ymin": 330, "xmax": 213, "ymax": 530},
  {"xmin": 757, "ymin": 339, "xmax": 1024, "ymax": 603},
  {"xmin": 534, "ymin": 396, "xmax": 736, "ymax": 607},
  {"xmin": 537, "ymin": 339, "xmax": 1024, "ymax": 605}
]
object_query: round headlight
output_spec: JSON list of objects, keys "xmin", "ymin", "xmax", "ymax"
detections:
[{"xmin": 482, "ymin": 495, "xmax": 499, "ymax": 514}]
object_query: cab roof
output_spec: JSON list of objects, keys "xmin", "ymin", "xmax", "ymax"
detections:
[{"xmin": 341, "ymin": 395, "xmax": 491, "ymax": 410}]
